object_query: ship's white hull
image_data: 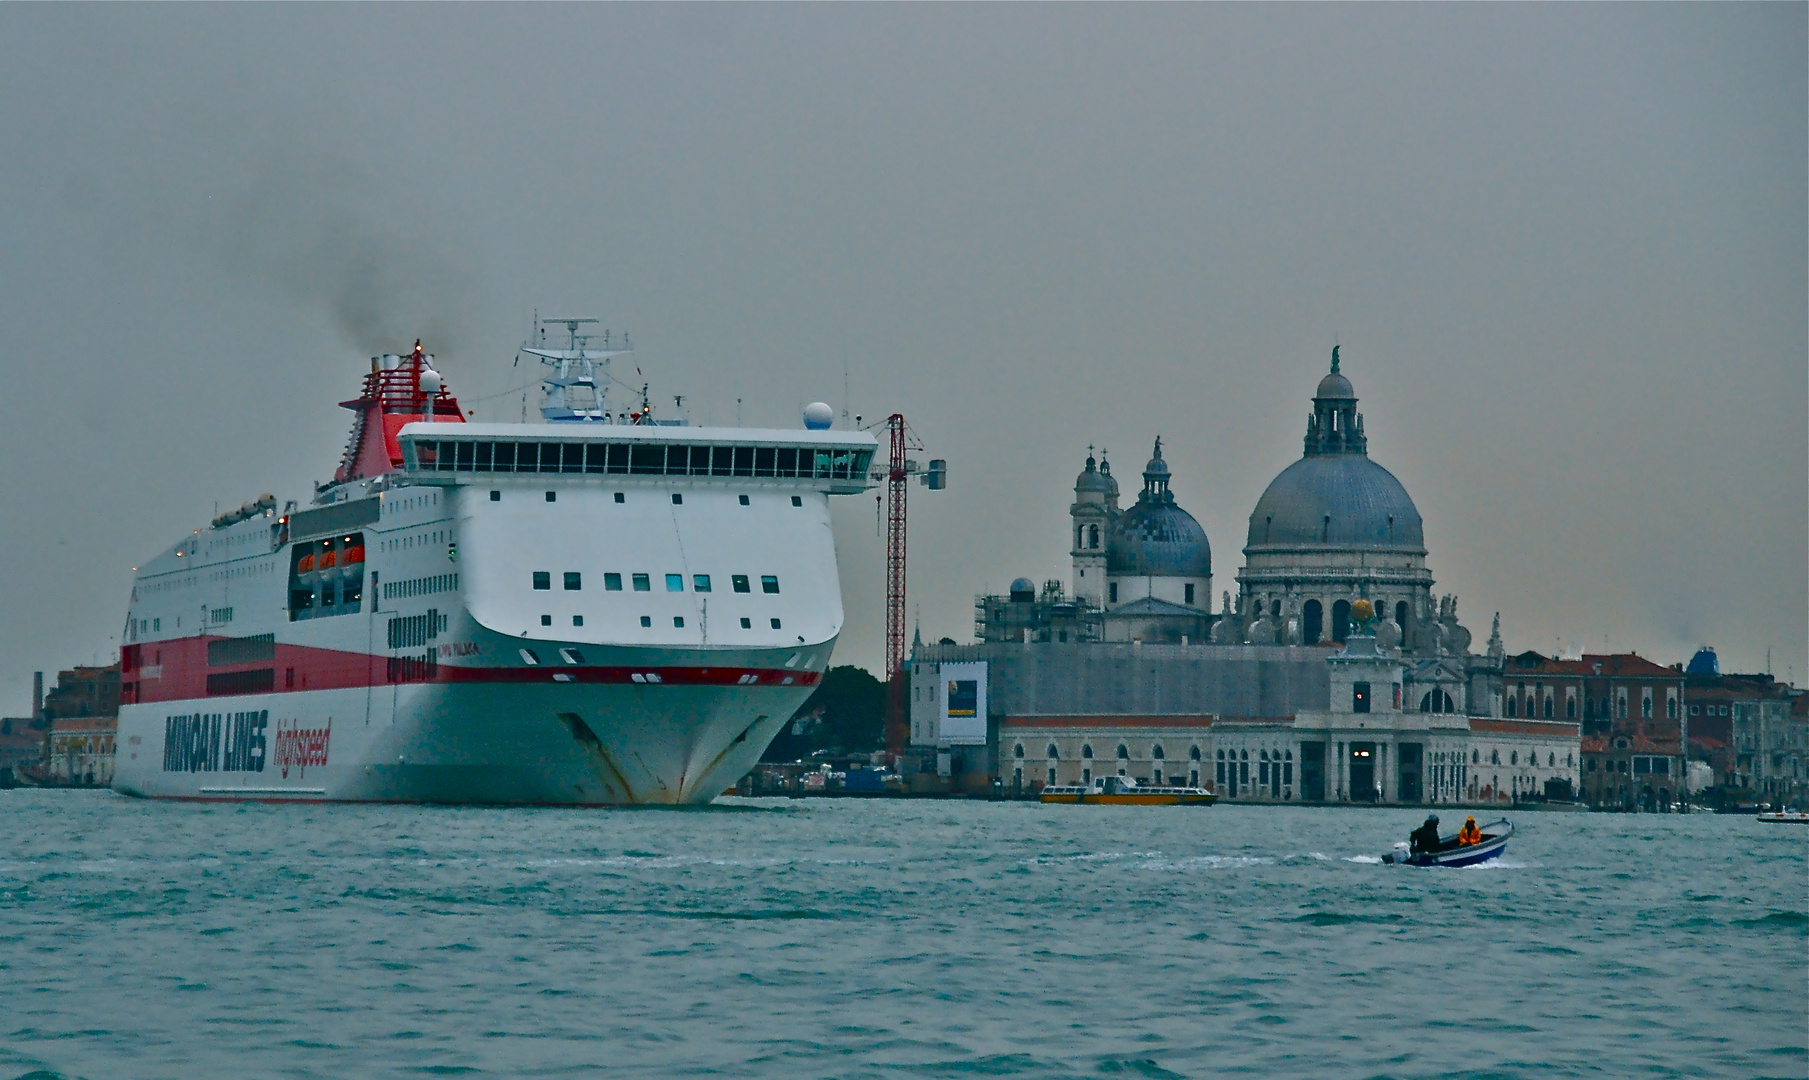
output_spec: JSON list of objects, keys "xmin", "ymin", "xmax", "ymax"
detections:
[{"xmin": 113, "ymin": 651, "xmax": 823, "ymax": 805}]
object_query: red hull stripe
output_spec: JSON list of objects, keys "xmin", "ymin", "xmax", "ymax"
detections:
[{"xmin": 121, "ymin": 635, "xmax": 818, "ymax": 705}]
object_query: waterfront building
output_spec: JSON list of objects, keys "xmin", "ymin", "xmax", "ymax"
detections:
[
  {"xmin": 1681, "ymin": 656, "xmax": 1807, "ymax": 806},
  {"xmin": 1502, "ymin": 651, "xmax": 1687, "ymax": 809},
  {"xmin": 977, "ymin": 629, "xmax": 1578, "ymax": 804}
]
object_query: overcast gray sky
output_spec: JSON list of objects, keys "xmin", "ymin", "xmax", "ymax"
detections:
[{"xmin": 1, "ymin": 4, "xmax": 1803, "ymax": 708}]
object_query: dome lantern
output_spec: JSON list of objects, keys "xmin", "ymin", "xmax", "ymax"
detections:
[{"xmin": 1305, "ymin": 345, "xmax": 1367, "ymax": 456}]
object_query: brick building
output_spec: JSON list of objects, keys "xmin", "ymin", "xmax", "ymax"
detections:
[
  {"xmin": 1684, "ymin": 667, "xmax": 1806, "ymax": 807},
  {"xmin": 1502, "ymin": 652, "xmax": 1686, "ymax": 810}
]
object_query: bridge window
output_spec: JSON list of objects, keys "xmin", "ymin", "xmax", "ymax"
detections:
[
  {"xmin": 761, "ymin": 575, "xmax": 780, "ymax": 594},
  {"xmin": 732, "ymin": 575, "xmax": 751, "ymax": 593},
  {"xmin": 693, "ymin": 575, "xmax": 712, "ymax": 592},
  {"xmin": 632, "ymin": 574, "xmax": 651, "ymax": 592},
  {"xmin": 564, "ymin": 572, "xmax": 581, "ymax": 591},
  {"xmin": 604, "ymin": 573, "xmax": 622, "ymax": 591},
  {"xmin": 532, "ymin": 572, "xmax": 551, "ymax": 591},
  {"xmin": 666, "ymin": 574, "xmax": 684, "ymax": 592}
]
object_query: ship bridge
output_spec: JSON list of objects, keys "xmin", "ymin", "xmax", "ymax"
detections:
[{"xmin": 395, "ymin": 423, "xmax": 879, "ymax": 495}]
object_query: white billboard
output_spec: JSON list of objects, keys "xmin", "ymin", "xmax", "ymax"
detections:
[{"xmin": 938, "ymin": 661, "xmax": 988, "ymax": 746}]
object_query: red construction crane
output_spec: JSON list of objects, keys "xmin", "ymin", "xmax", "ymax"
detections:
[{"xmin": 875, "ymin": 415, "xmax": 944, "ymax": 762}]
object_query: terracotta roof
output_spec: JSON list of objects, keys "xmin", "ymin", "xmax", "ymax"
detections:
[
  {"xmin": 1583, "ymin": 734, "xmax": 1678, "ymax": 755},
  {"xmin": 1505, "ymin": 652, "xmax": 1682, "ymax": 679},
  {"xmin": 1002, "ymin": 714, "xmax": 1216, "ymax": 729},
  {"xmin": 1469, "ymin": 717, "xmax": 1579, "ymax": 737}
]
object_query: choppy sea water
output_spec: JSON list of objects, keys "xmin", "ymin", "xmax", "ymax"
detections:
[{"xmin": 0, "ymin": 791, "xmax": 1803, "ymax": 1080}]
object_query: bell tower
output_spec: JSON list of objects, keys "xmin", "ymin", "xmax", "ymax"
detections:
[{"xmin": 1070, "ymin": 448, "xmax": 1117, "ymax": 608}]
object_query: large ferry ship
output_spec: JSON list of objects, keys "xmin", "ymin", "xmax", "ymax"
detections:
[{"xmin": 113, "ymin": 323, "xmax": 877, "ymax": 805}]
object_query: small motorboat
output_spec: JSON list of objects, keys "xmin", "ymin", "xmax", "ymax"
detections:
[
  {"xmin": 1756, "ymin": 809, "xmax": 1809, "ymax": 824},
  {"xmin": 1383, "ymin": 819, "xmax": 1513, "ymax": 867},
  {"xmin": 1040, "ymin": 775, "xmax": 1218, "ymax": 805}
]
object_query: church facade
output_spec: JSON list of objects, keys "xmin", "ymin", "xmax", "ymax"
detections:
[{"xmin": 917, "ymin": 348, "xmax": 1575, "ymax": 805}]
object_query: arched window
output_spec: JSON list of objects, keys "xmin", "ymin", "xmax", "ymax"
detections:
[
  {"xmin": 1089, "ymin": 524, "xmax": 1100, "ymax": 549},
  {"xmin": 1566, "ymin": 697, "xmax": 1576, "ymax": 719},
  {"xmin": 1506, "ymin": 697, "xmax": 1517, "ymax": 718},
  {"xmin": 1419, "ymin": 691, "xmax": 1433, "ymax": 713},
  {"xmin": 1543, "ymin": 697, "xmax": 1553, "ymax": 718},
  {"xmin": 1260, "ymin": 749, "xmax": 1269, "ymax": 761},
  {"xmin": 1216, "ymin": 749, "xmax": 1225, "ymax": 760},
  {"xmin": 1642, "ymin": 697, "xmax": 1653, "ymax": 719},
  {"xmin": 1302, "ymin": 599, "xmax": 1323, "ymax": 645},
  {"xmin": 1115, "ymin": 744, "xmax": 1129, "ymax": 760},
  {"xmin": 1395, "ymin": 600, "xmax": 1410, "ymax": 632},
  {"xmin": 1491, "ymin": 750, "xmax": 1500, "ymax": 765},
  {"xmin": 1082, "ymin": 744, "xmax": 1094, "ymax": 759},
  {"xmin": 1190, "ymin": 746, "xmax": 1201, "ymax": 761},
  {"xmin": 1331, "ymin": 599, "xmax": 1351, "ymax": 643},
  {"xmin": 1046, "ymin": 743, "xmax": 1060, "ymax": 760},
  {"xmin": 1547, "ymin": 752, "xmax": 1555, "ymax": 767},
  {"xmin": 1511, "ymin": 751, "xmax": 1518, "ymax": 765},
  {"xmin": 1666, "ymin": 697, "xmax": 1676, "ymax": 719},
  {"xmin": 1285, "ymin": 750, "xmax": 1293, "ymax": 761},
  {"xmin": 1013, "ymin": 743, "xmax": 1025, "ymax": 759},
  {"xmin": 1240, "ymin": 749, "xmax": 1248, "ymax": 761},
  {"xmin": 1151, "ymin": 744, "xmax": 1165, "ymax": 760},
  {"xmin": 1473, "ymin": 749, "xmax": 1480, "ymax": 764}
]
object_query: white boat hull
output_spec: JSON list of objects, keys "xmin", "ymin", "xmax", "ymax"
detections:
[{"xmin": 113, "ymin": 649, "xmax": 825, "ymax": 806}]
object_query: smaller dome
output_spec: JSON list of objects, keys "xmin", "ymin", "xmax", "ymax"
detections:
[
  {"xmin": 1315, "ymin": 371, "xmax": 1355, "ymax": 400},
  {"xmin": 1107, "ymin": 504, "xmax": 1211, "ymax": 578},
  {"xmin": 1009, "ymin": 577, "xmax": 1036, "ymax": 601},
  {"xmin": 1074, "ymin": 454, "xmax": 1113, "ymax": 494}
]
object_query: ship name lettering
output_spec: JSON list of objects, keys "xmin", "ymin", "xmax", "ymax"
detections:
[{"xmin": 163, "ymin": 710, "xmax": 267, "ymax": 773}]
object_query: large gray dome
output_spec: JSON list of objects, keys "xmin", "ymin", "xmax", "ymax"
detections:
[
  {"xmin": 1107, "ymin": 438, "xmax": 1211, "ymax": 578},
  {"xmin": 1246, "ymin": 454, "xmax": 1424, "ymax": 550}
]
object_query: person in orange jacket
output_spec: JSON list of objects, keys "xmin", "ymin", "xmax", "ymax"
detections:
[{"xmin": 1457, "ymin": 816, "xmax": 1483, "ymax": 846}]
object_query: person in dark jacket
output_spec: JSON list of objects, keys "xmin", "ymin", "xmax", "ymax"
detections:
[{"xmin": 1409, "ymin": 814, "xmax": 1442, "ymax": 854}]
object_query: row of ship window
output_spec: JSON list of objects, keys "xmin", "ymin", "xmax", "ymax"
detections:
[
  {"xmin": 533, "ymin": 572, "xmax": 778, "ymax": 594},
  {"xmin": 503, "ymin": 491, "xmax": 804, "ymax": 508},
  {"xmin": 408, "ymin": 439, "xmax": 873, "ymax": 480},
  {"xmin": 538, "ymin": 614, "xmax": 783, "ymax": 630}
]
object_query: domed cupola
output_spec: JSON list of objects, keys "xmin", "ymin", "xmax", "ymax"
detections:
[
  {"xmin": 1246, "ymin": 349, "xmax": 1424, "ymax": 552},
  {"xmin": 1074, "ymin": 451, "xmax": 1114, "ymax": 496},
  {"xmin": 1107, "ymin": 438, "xmax": 1212, "ymax": 579}
]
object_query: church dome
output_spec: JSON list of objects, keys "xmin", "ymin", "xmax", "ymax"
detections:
[
  {"xmin": 1315, "ymin": 371, "xmax": 1355, "ymax": 400},
  {"xmin": 1246, "ymin": 455, "xmax": 1424, "ymax": 550},
  {"xmin": 1107, "ymin": 439, "xmax": 1211, "ymax": 577},
  {"xmin": 1074, "ymin": 453, "xmax": 1114, "ymax": 494},
  {"xmin": 1247, "ymin": 351, "xmax": 1424, "ymax": 551}
]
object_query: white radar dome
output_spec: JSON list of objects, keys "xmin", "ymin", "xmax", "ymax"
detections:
[
  {"xmin": 803, "ymin": 402, "xmax": 834, "ymax": 430},
  {"xmin": 419, "ymin": 369, "xmax": 442, "ymax": 395}
]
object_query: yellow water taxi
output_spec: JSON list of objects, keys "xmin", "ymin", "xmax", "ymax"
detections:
[{"xmin": 1040, "ymin": 775, "xmax": 1219, "ymax": 805}]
